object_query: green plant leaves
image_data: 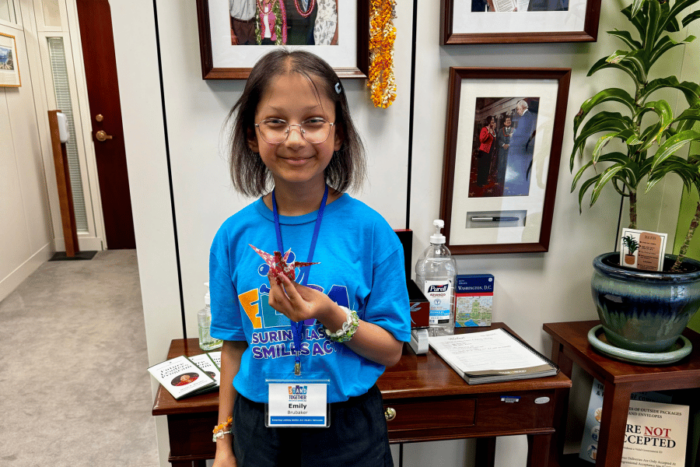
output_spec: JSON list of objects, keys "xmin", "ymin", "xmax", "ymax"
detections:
[
  {"xmin": 650, "ymin": 35, "xmax": 696, "ymax": 66},
  {"xmin": 638, "ymin": 100, "xmax": 674, "ymax": 144},
  {"xmin": 673, "ymin": 103, "xmax": 700, "ymax": 132},
  {"xmin": 683, "ymin": 10, "xmax": 700, "ymax": 27},
  {"xmin": 571, "ymin": 152, "xmax": 628, "ymax": 192},
  {"xmin": 622, "ymin": 3, "xmax": 648, "ymax": 40},
  {"xmin": 573, "ymin": 0, "xmax": 700, "ymax": 227},
  {"xmin": 574, "ymin": 88, "xmax": 635, "ymax": 135},
  {"xmin": 630, "ymin": 0, "xmax": 645, "ymax": 19},
  {"xmin": 571, "ymin": 112, "xmax": 633, "ymax": 170},
  {"xmin": 644, "ymin": 0, "xmax": 661, "ymax": 54},
  {"xmin": 651, "ymin": 130, "xmax": 700, "ymax": 170},
  {"xmin": 608, "ymin": 30, "xmax": 642, "ymax": 50},
  {"xmin": 642, "ymin": 77, "xmax": 700, "ymax": 106},
  {"xmin": 670, "ymin": 0, "xmax": 700, "ymax": 21},
  {"xmin": 648, "ymin": 155, "xmax": 700, "ymax": 193},
  {"xmin": 604, "ymin": 50, "xmax": 649, "ymax": 84},
  {"xmin": 590, "ymin": 166, "xmax": 626, "ymax": 206}
]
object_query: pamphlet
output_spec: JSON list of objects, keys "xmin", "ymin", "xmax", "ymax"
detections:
[
  {"xmin": 428, "ymin": 328, "xmax": 558, "ymax": 384},
  {"xmin": 619, "ymin": 228, "xmax": 668, "ymax": 272},
  {"xmin": 455, "ymin": 274, "xmax": 493, "ymax": 327},
  {"xmin": 188, "ymin": 353, "xmax": 221, "ymax": 387},
  {"xmin": 147, "ymin": 355, "xmax": 216, "ymax": 400},
  {"xmin": 579, "ymin": 379, "xmax": 688, "ymax": 466},
  {"xmin": 208, "ymin": 351, "xmax": 221, "ymax": 370}
]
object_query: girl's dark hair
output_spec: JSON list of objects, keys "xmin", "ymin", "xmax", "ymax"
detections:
[
  {"xmin": 227, "ymin": 50, "xmax": 366, "ymax": 197},
  {"xmin": 484, "ymin": 116, "xmax": 493, "ymax": 125}
]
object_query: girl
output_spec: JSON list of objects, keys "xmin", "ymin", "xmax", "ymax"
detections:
[{"xmin": 209, "ymin": 50, "xmax": 411, "ymax": 467}]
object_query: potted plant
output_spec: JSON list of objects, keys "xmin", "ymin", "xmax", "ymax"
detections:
[
  {"xmin": 572, "ymin": 0, "xmax": 700, "ymax": 355},
  {"xmin": 622, "ymin": 235, "xmax": 639, "ymax": 265}
]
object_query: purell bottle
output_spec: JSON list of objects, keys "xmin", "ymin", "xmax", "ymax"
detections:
[
  {"xmin": 198, "ymin": 282, "xmax": 223, "ymax": 351},
  {"xmin": 415, "ymin": 220, "xmax": 457, "ymax": 336}
]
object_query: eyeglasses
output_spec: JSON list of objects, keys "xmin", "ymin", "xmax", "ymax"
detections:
[{"xmin": 255, "ymin": 118, "xmax": 335, "ymax": 144}]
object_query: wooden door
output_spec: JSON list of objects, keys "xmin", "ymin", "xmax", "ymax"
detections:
[{"xmin": 76, "ymin": 0, "xmax": 136, "ymax": 249}]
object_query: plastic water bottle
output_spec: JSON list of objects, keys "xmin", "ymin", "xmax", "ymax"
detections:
[
  {"xmin": 415, "ymin": 220, "xmax": 457, "ymax": 336},
  {"xmin": 198, "ymin": 282, "xmax": 222, "ymax": 351}
]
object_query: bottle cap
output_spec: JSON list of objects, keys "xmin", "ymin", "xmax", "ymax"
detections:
[
  {"xmin": 430, "ymin": 219, "xmax": 446, "ymax": 244},
  {"xmin": 204, "ymin": 282, "xmax": 210, "ymax": 306}
]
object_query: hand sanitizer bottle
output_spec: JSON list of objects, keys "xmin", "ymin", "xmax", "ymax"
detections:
[
  {"xmin": 415, "ymin": 220, "xmax": 457, "ymax": 336},
  {"xmin": 198, "ymin": 282, "xmax": 222, "ymax": 351}
]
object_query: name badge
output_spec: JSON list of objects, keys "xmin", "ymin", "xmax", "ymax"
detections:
[{"xmin": 266, "ymin": 381, "xmax": 330, "ymax": 428}]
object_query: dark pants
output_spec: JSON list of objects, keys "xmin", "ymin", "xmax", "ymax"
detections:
[
  {"xmin": 477, "ymin": 149, "xmax": 492, "ymax": 186},
  {"xmin": 232, "ymin": 17, "xmax": 256, "ymax": 45},
  {"xmin": 233, "ymin": 385, "xmax": 393, "ymax": 467}
]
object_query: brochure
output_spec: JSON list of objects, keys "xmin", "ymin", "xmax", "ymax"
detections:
[{"xmin": 147, "ymin": 355, "xmax": 216, "ymax": 400}]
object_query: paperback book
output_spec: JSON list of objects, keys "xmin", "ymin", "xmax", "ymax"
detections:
[
  {"xmin": 148, "ymin": 355, "xmax": 216, "ymax": 400},
  {"xmin": 428, "ymin": 328, "xmax": 558, "ymax": 385}
]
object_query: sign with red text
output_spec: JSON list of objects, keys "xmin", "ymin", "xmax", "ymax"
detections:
[
  {"xmin": 619, "ymin": 228, "xmax": 668, "ymax": 272},
  {"xmin": 621, "ymin": 400, "xmax": 689, "ymax": 467},
  {"xmin": 579, "ymin": 379, "xmax": 675, "ymax": 464}
]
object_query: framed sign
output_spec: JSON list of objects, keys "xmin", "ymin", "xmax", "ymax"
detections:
[
  {"xmin": 439, "ymin": 67, "xmax": 570, "ymax": 255},
  {"xmin": 440, "ymin": 0, "xmax": 602, "ymax": 44},
  {"xmin": 196, "ymin": 0, "xmax": 368, "ymax": 79},
  {"xmin": 0, "ymin": 32, "xmax": 20, "ymax": 87}
]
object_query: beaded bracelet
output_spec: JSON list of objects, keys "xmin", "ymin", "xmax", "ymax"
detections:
[
  {"xmin": 212, "ymin": 429, "xmax": 232, "ymax": 442},
  {"xmin": 212, "ymin": 416, "xmax": 233, "ymax": 442},
  {"xmin": 324, "ymin": 306, "xmax": 360, "ymax": 343}
]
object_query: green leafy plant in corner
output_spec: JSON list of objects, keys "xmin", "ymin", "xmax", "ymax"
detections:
[
  {"xmin": 622, "ymin": 235, "xmax": 640, "ymax": 255},
  {"xmin": 572, "ymin": 0, "xmax": 700, "ymax": 272}
]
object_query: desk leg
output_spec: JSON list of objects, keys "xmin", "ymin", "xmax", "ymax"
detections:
[
  {"xmin": 475, "ymin": 437, "xmax": 496, "ymax": 467},
  {"xmin": 549, "ymin": 340, "xmax": 573, "ymax": 467},
  {"xmin": 527, "ymin": 433, "xmax": 551, "ymax": 467},
  {"xmin": 596, "ymin": 382, "xmax": 632, "ymax": 467}
]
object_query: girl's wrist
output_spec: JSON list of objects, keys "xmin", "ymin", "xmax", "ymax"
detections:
[{"xmin": 317, "ymin": 302, "xmax": 347, "ymax": 332}]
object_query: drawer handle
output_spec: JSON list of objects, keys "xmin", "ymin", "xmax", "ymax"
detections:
[{"xmin": 384, "ymin": 407, "xmax": 396, "ymax": 421}]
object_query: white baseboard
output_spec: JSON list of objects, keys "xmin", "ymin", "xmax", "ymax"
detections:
[{"xmin": 0, "ymin": 242, "xmax": 54, "ymax": 303}]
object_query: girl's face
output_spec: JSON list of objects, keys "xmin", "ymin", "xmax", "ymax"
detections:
[{"xmin": 248, "ymin": 73, "xmax": 342, "ymax": 191}]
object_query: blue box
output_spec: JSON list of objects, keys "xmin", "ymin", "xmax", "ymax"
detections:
[{"xmin": 455, "ymin": 274, "xmax": 494, "ymax": 327}]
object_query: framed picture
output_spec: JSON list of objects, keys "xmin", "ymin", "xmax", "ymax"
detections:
[
  {"xmin": 196, "ymin": 0, "xmax": 368, "ymax": 79},
  {"xmin": 440, "ymin": 0, "xmax": 602, "ymax": 44},
  {"xmin": 439, "ymin": 67, "xmax": 570, "ymax": 255},
  {"xmin": 0, "ymin": 32, "xmax": 20, "ymax": 87}
]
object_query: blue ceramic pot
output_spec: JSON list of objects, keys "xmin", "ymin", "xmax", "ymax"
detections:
[{"xmin": 591, "ymin": 252, "xmax": 700, "ymax": 352}]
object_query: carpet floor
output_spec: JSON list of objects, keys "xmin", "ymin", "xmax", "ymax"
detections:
[{"xmin": 0, "ymin": 250, "xmax": 158, "ymax": 466}]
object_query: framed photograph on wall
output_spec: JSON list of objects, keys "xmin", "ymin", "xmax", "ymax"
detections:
[
  {"xmin": 440, "ymin": 0, "xmax": 602, "ymax": 44},
  {"xmin": 196, "ymin": 0, "xmax": 368, "ymax": 79},
  {"xmin": 0, "ymin": 32, "xmax": 20, "ymax": 87},
  {"xmin": 439, "ymin": 67, "xmax": 570, "ymax": 255}
]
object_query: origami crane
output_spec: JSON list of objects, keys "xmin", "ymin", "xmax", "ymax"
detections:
[{"xmin": 249, "ymin": 244, "xmax": 320, "ymax": 284}]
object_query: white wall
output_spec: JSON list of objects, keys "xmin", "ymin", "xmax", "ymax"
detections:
[
  {"xmin": 0, "ymin": 17, "xmax": 54, "ymax": 302},
  {"xmin": 410, "ymin": 0, "xmax": 688, "ymax": 464},
  {"xmin": 111, "ymin": 0, "xmax": 694, "ymax": 466}
]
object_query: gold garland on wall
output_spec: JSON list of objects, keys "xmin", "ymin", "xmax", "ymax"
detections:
[{"xmin": 368, "ymin": 0, "xmax": 397, "ymax": 109}]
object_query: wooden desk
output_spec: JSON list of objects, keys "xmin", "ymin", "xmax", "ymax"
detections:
[
  {"xmin": 153, "ymin": 323, "xmax": 571, "ymax": 466},
  {"xmin": 544, "ymin": 320, "xmax": 700, "ymax": 467}
]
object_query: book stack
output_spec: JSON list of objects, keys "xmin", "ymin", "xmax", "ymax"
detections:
[
  {"xmin": 148, "ymin": 351, "xmax": 221, "ymax": 400},
  {"xmin": 429, "ymin": 328, "xmax": 558, "ymax": 385}
]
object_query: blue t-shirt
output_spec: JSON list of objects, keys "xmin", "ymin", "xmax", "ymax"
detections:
[{"xmin": 209, "ymin": 194, "xmax": 411, "ymax": 403}]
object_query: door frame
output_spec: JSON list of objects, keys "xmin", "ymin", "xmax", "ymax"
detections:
[{"xmin": 22, "ymin": 0, "xmax": 106, "ymax": 252}]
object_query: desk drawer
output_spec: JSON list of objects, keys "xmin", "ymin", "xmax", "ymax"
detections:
[
  {"xmin": 383, "ymin": 397, "xmax": 476, "ymax": 432},
  {"xmin": 475, "ymin": 391, "xmax": 556, "ymax": 430}
]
